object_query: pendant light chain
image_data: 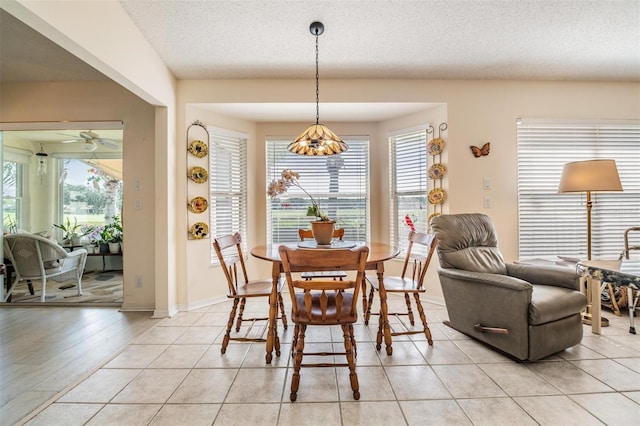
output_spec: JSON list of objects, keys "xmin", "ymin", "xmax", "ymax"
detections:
[
  {"xmin": 315, "ymin": 31, "xmax": 320, "ymax": 125},
  {"xmin": 287, "ymin": 21, "xmax": 347, "ymax": 155}
]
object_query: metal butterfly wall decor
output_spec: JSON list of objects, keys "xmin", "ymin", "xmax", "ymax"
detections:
[{"xmin": 470, "ymin": 142, "xmax": 490, "ymax": 158}]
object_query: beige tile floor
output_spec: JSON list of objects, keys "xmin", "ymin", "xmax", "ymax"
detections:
[{"xmin": 6, "ymin": 295, "xmax": 640, "ymax": 426}]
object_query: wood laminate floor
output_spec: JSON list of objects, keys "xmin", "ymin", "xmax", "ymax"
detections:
[{"xmin": 0, "ymin": 307, "xmax": 158, "ymax": 425}]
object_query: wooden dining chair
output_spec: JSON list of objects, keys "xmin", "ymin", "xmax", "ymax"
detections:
[
  {"xmin": 364, "ymin": 231, "xmax": 437, "ymax": 351},
  {"xmin": 298, "ymin": 228, "xmax": 347, "ymax": 281},
  {"xmin": 279, "ymin": 244, "xmax": 369, "ymax": 402},
  {"xmin": 213, "ymin": 232, "xmax": 287, "ymax": 359}
]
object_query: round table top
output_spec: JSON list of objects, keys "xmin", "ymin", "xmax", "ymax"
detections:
[{"xmin": 250, "ymin": 241, "xmax": 399, "ymax": 264}]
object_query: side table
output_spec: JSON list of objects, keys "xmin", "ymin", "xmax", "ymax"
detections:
[{"xmin": 577, "ymin": 260, "xmax": 640, "ymax": 334}]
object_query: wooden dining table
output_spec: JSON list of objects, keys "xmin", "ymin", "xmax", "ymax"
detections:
[{"xmin": 250, "ymin": 241, "xmax": 400, "ymax": 363}]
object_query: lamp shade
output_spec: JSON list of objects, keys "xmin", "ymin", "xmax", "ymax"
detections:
[
  {"xmin": 288, "ymin": 124, "xmax": 348, "ymax": 156},
  {"xmin": 558, "ymin": 159, "xmax": 623, "ymax": 193}
]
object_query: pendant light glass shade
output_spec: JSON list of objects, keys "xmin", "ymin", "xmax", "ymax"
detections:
[
  {"xmin": 289, "ymin": 124, "xmax": 348, "ymax": 155},
  {"xmin": 288, "ymin": 21, "xmax": 347, "ymax": 156}
]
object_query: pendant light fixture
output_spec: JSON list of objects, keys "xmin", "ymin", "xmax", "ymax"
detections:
[
  {"xmin": 288, "ymin": 21, "xmax": 348, "ymax": 156},
  {"xmin": 35, "ymin": 143, "xmax": 48, "ymax": 176}
]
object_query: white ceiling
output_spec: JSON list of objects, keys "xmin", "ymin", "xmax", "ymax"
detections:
[
  {"xmin": 1, "ymin": 1, "xmax": 638, "ymax": 122},
  {"xmin": 118, "ymin": 0, "xmax": 640, "ymax": 81}
]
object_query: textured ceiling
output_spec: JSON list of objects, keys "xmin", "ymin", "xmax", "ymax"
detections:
[
  {"xmin": 1, "ymin": 1, "xmax": 638, "ymax": 122},
  {"xmin": 118, "ymin": 0, "xmax": 640, "ymax": 81}
]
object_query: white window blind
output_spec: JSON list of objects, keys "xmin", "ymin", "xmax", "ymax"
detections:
[
  {"xmin": 209, "ymin": 129, "xmax": 247, "ymax": 261},
  {"xmin": 2, "ymin": 148, "xmax": 29, "ymax": 232},
  {"xmin": 266, "ymin": 138, "xmax": 369, "ymax": 244},
  {"xmin": 517, "ymin": 120, "xmax": 640, "ymax": 259},
  {"xmin": 389, "ymin": 128, "xmax": 429, "ymax": 255}
]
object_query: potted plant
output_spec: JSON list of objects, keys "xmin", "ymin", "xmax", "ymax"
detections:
[
  {"xmin": 84, "ymin": 226, "xmax": 103, "ymax": 253},
  {"xmin": 267, "ymin": 169, "xmax": 335, "ymax": 245},
  {"xmin": 53, "ymin": 216, "xmax": 94, "ymax": 246},
  {"xmin": 101, "ymin": 215, "xmax": 123, "ymax": 253}
]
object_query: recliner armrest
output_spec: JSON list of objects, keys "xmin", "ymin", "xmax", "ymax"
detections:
[
  {"xmin": 506, "ymin": 263, "xmax": 579, "ymax": 291},
  {"xmin": 438, "ymin": 268, "xmax": 532, "ymax": 292}
]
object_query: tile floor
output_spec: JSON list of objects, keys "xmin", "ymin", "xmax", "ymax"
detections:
[{"xmin": 16, "ymin": 296, "xmax": 640, "ymax": 425}]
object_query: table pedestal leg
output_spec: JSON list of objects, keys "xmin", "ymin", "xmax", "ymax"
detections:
[{"xmin": 265, "ymin": 263, "xmax": 281, "ymax": 364}]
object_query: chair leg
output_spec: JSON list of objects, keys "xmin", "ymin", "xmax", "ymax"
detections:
[
  {"xmin": 364, "ymin": 286, "xmax": 375, "ymax": 325},
  {"xmin": 361, "ymin": 279, "xmax": 368, "ymax": 314},
  {"xmin": 221, "ymin": 299, "xmax": 239, "ymax": 354},
  {"xmin": 376, "ymin": 310, "xmax": 384, "ymax": 351},
  {"xmin": 349, "ymin": 324, "xmax": 357, "ymax": 358},
  {"xmin": 278, "ymin": 294, "xmax": 288, "ymax": 330},
  {"xmin": 76, "ymin": 271, "xmax": 83, "ymax": 296},
  {"xmin": 3, "ymin": 277, "xmax": 20, "ymax": 303},
  {"xmin": 291, "ymin": 324, "xmax": 300, "ymax": 358},
  {"xmin": 274, "ymin": 300, "xmax": 281, "ymax": 358},
  {"xmin": 40, "ymin": 277, "xmax": 47, "ymax": 302},
  {"xmin": 342, "ymin": 324, "xmax": 360, "ymax": 400},
  {"xmin": 235, "ymin": 297, "xmax": 247, "ymax": 331},
  {"xmin": 404, "ymin": 293, "xmax": 415, "ymax": 325},
  {"xmin": 413, "ymin": 293, "xmax": 433, "ymax": 345},
  {"xmin": 290, "ymin": 324, "xmax": 306, "ymax": 402}
]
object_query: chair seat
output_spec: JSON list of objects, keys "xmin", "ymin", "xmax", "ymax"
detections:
[
  {"xmin": 232, "ymin": 278, "xmax": 284, "ymax": 298},
  {"xmin": 529, "ymin": 284, "xmax": 587, "ymax": 325},
  {"xmin": 366, "ymin": 276, "xmax": 423, "ymax": 292},
  {"xmin": 292, "ymin": 292, "xmax": 358, "ymax": 324}
]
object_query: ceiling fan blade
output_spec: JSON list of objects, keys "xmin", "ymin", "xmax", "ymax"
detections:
[
  {"xmin": 96, "ymin": 138, "xmax": 120, "ymax": 150},
  {"xmin": 80, "ymin": 131, "xmax": 99, "ymax": 140},
  {"xmin": 57, "ymin": 132, "xmax": 80, "ymax": 138},
  {"xmin": 62, "ymin": 139, "xmax": 83, "ymax": 143}
]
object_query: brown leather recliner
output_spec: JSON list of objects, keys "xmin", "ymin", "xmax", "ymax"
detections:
[{"xmin": 431, "ymin": 213, "xmax": 587, "ymax": 361}]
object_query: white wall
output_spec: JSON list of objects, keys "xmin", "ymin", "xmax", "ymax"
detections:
[
  {"xmin": 2, "ymin": 0, "xmax": 639, "ymax": 311},
  {"xmin": 3, "ymin": 0, "xmax": 179, "ymax": 316},
  {"xmin": 179, "ymin": 79, "xmax": 639, "ymax": 306},
  {"xmin": 1, "ymin": 81, "xmax": 157, "ymax": 310}
]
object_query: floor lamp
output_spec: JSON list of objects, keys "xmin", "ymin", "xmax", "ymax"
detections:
[{"xmin": 558, "ymin": 159, "xmax": 623, "ymax": 325}]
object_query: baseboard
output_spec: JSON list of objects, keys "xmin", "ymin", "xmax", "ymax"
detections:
[{"xmin": 178, "ymin": 295, "xmax": 228, "ymax": 312}]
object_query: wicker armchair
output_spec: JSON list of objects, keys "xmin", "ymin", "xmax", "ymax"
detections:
[{"xmin": 3, "ymin": 233, "xmax": 87, "ymax": 302}]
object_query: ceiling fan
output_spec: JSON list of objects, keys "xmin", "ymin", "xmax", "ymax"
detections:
[{"xmin": 59, "ymin": 131, "xmax": 120, "ymax": 152}]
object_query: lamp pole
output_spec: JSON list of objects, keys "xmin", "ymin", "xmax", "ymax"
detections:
[{"xmin": 586, "ymin": 191, "xmax": 592, "ymax": 261}]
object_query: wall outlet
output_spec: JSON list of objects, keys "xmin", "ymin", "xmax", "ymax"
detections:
[
  {"xmin": 135, "ymin": 198, "xmax": 143, "ymax": 210},
  {"xmin": 135, "ymin": 276, "xmax": 143, "ymax": 288},
  {"xmin": 484, "ymin": 196, "xmax": 492, "ymax": 209}
]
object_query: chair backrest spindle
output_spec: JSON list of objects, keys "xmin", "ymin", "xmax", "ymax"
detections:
[{"xmin": 279, "ymin": 245, "xmax": 369, "ymax": 322}]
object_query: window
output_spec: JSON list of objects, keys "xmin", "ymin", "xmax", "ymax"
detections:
[
  {"xmin": 389, "ymin": 128, "xmax": 429, "ymax": 255},
  {"xmin": 209, "ymin": 128, "xmax": 247, "ymax": 260},
  {"xmin": 59, "ymin": 158, "xmax": 122, "ymax": 230},
  {"xmin": 517, "ymin": 119, "xmax": 640, "ymax": 259},
  {"xmin": 2, "ymin": 148, "xmax": 29, "ymax": 232},
  {"xmin": 266, "ymin": 138, "xmax": 369, "ymax": 244}
]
